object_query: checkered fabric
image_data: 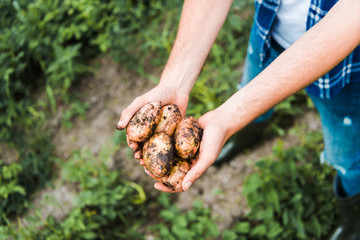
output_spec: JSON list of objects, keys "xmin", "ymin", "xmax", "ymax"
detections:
[{"xmin": 253, "ymin": 0, "xmax": 360, "ymax": 98}]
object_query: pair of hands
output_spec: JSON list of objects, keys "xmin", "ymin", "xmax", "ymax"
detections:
[{"xmin": 117, "ymin": 84, "xmax": 228, "ymax": 193}]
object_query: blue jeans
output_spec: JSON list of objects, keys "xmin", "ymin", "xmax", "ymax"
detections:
[
  {"xmin": 241, "ymin": 33, "xmax": 360, "ymax": 197},
  {"xmin": 308, "ymin": 85, "xmax": 360, "ymax": 197}
]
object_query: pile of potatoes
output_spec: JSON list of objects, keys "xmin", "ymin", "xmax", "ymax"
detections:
[{"xmin": 126, "ymin": 102, "xmax": 202, "ymax": 191}]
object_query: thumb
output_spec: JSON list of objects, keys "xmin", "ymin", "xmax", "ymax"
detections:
[
  {"xmin": 182, "ymin": 136, "xmax": 222, "ymax": 191},
  {"xmin": 182, "ymin": 155, "xmax": 213, "ymax": 191},
  {"xmin": 182, "ymin": 114, "xmax": 226, "ymax": 191},
  {"xmin": 116, "ymin": 97, "xmax": 146, "ymax": 130}
]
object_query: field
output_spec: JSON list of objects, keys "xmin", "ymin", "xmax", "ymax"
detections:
[{"xmin": 1, "ymin": 1, "xmax": 338, "ymax": 239}]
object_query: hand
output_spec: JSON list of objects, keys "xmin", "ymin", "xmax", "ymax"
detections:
[
  {"xmin": 117, "ymin": 83, "xmax": 189, "ymax": 159},
  {"xmin": 154, "ymin": 110, "xmax": 229, "ymax": 193}
]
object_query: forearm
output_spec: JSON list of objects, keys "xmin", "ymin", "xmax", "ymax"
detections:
[
  {"xmin": 216, "ymin": 0, "xmax": 360, "ymax": 139},
  {"xmin": 160, "ymin": 0, "xmax": 233, "ymax": 95}
]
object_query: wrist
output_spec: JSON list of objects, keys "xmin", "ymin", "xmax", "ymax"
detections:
[
  {"xmin": 205, "ymin": 108, "xmax": 236, "ymax": 142},
  {"xmin": 212, "ymin": 96, "xmax": 259, "ymax": 140},
  {"xmin": 159, "ymin": 62, "xmax": 200, "ymax": 95}
]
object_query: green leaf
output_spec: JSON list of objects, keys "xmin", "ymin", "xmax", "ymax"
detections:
[
  {"xmin": 243, "ymin": 173, "xmax": 263, "ymax": 195},
  {"xmin": 264, "ymin": 186, "xmax": 280, "ymax": 213},
  {"xmin": 46, "ymin": 85, "xmax": 57, "ymax": 113},
  {"xmin": 82, "ymin": 231, "xmax": 97, "ymax": 239},
  {"xmin": 306, "ymin": 216, "xmax": 322, "ymax": 238},
  {"xmin": 291, "ymin": 193, "xmax": 302, "ymax": 203},
  {"xmin": 12, "ymin": 186, "xmax": 26, "ymax": 196},
  {"xmin": 267, "ymin": 222, "xmax": 283, "ymax": 238},
  {"xmin": 222, "ymin": 230, "xmax": 238, "ymax": 240},
  {"xmin": 173, "ymin": 215, "xmax": 187, "ymax": 228},
  {"xmin": 185, "ymin": 210, "xmax": 197, "ymax": 222},
  {"xmin": 252, "ymin": 206, "xmax": 273, "ymax": 220},
  {"xmin": 234, "ymin": 222, "xmax": 250, "ymax": 234},
  {"xmin": 171, "ymin": 225, "xmax": 194, "ymax": 240},
  {"xmin": 250, "ymin": 224, "xmax": 267, "ymax": 237},
  {"xmin": 159, "ymin": 209, "xmax": 176, "ymax": 222},
  {"xmin": 228, "ymin": 15, "xmax": 244, "ymax": 31},
  {"xmin": 204, "ymin": 220, "xmax": 220, "ymax": 238},
  {"xmin": 158, "ymin": 193, "xmax": 171, "ymax": 208}
]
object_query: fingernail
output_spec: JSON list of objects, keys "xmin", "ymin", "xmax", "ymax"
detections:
[
  {"xmin": 184, "ymin": 182, "xmax": 192, "ymax": 191},
  {"xmin": 116, "ymin": 120, "xmax": 124, "ymax": 130}
]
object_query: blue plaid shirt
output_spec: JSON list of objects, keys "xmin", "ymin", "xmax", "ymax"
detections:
[{"xmin": 253, "ymin": 0, "xmax": 360, "ymax": 98}]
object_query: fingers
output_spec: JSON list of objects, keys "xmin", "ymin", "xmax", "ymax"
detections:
[
  {"xmin": 127, "ymin": 136, "xmax": 138, "ymax": 150},
  {"xmin": 133, "ymin": 141, "xmax": 143, "ymax": 159},
  {"xmin": 144, "ymin": 167, "xmax": 163, "ymax": 182},
  {"xmin": 182, "ymin": 119, "xmax": 225, "ymax": 191},
  {"xmin": 128, "ymin": 135, "xmax": 142, "ymax": 161},
  {"xmin": 127, "ymin": 134, "xmax": 143, "ymax": 162},
  {"xmin": 144, "ymin": 167, "xmax": 183, "ymax": 193},
  {"xmin": 134, "ymin": 150, "xmax": 142, "ymax": 160},
  {"xmin": 154, "ymin": 182, "xmax": 183, "ymax": 193},
  {"xmin": 181, "ymin": 153, "xmax": 214, "ymax": 191}
]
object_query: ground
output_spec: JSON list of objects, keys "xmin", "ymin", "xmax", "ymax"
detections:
[{"xmin": 22, "ymin": 57, "xmax": 322, "ymax": 232}]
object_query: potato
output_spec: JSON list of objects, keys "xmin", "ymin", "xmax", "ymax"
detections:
[
  {"xmin": 143, "ymin": 132, "xmax": 175, "ymax": 178},
  {"xmin": 162, "ymin": 157, "xmax": 190, "ymax": 191},
  {"xmin": 127, "ymin": 102, "xmax": 162, "ymax": 142},
  {"xmin": 174, "ymin": 116, "xmax": 202, "ymax": 159},
  {"xmin": 155, "ymin": 104, "xmax": 182, "ymax": 137}
]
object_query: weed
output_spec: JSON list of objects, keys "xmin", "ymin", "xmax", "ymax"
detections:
[
  {"xmin": 227, "ymin": 128, "xmax": 337, "ymax": 239},
  {"xmin": 1, "ymin": 142, "xmax": 146, "ymax": 240},
  {"xmin": 149, "ymin": 193, "xmax": 220, "ymax": 240}
]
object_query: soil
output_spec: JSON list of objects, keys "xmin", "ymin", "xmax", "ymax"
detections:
[{"xmin": 20, "ymin": 57, "xmax": 322, "ymax": 232}]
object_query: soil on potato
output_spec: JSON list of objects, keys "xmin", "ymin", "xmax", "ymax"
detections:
[{"xmin": 26, "ymin": 57, "xmax": 321, "ymax": 231}]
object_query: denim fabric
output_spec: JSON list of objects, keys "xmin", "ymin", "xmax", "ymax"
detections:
[
  {"xmin": 252, "ymin": 0, "xmax": 360, "ymax": 99},
  {"xmin": 241, "ymin": 33, "xmax": 360, "ymax": 196},
  {"xmin": 307, "ymin": 85, "xmax": 360, "ymax": 197}
]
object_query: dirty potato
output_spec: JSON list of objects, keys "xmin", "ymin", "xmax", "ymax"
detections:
[
  {"xmin": 143, "ymin": 132, "xmax": 175, "ymax": 178},
  {"xmin": 174, "ymin": 116, "xmax": 202, "ymax": 159},
  {"xmin": 162, "ymin": 157, "xmax": 190, "ymax": 191},
  {"xmin": 127, "ymin": 102, "xmax": 162, "ymax": 142},
  {"xmin": 155, "ymin": 104, "xmax": 182, "ymax": 137}
]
